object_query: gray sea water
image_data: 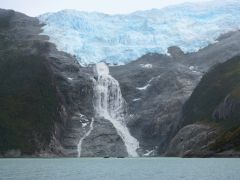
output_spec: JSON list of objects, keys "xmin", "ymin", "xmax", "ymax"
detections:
[{"xmin": 0, "ymin": 158, "xmax": 239, "ymax": 180}]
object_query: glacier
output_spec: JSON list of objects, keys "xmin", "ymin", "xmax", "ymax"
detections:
[{"xmin": 39, "ymin": 0, "xmax": 240, "ymax": 65}]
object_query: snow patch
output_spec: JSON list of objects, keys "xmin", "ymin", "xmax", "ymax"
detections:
[
  {"xmin": 136, "ymin": 84, "xmax": 150, "ymax": 91},
  {"xmin": 143, "ymin": 149, "xmax": 155, "ymax": 156},
  {"xmin": 76, "ymin": 113, "xmax": 89, "ymax": 122},
  {"xmin": 81, "ymin": 122, "xmax": 88, "ymax": 128},
  {"xmin": 140, "ymin": 64, "xmax": 153, "ymax": 69},
  {"xmin": 189, "ymin": 66, "xmax": 195, "ymax": 71},
  {"xmin": 189, "ymin": 66, "xmax": 201, "ymax": 74},
  {"xmin": 133, "ymin": 98, "xmax": 141, "ymax": 102},
  {"xmin": 136, "ymin": 75, "xmax": 161, "ymax": 91}
]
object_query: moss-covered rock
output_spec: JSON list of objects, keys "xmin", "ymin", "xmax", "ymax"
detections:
[
  {"xmin": 179, "ymin": 56, "xmax": 240, "ymax": 153},
  {"xmin": 0, "ymin": 54, "xmax": 60, "ymax": 154},
  {"xmin": 182, "ymin": 56, "xmax": 240, "ymax": 129},
  {"xmin": 0, "ymin": 9, "xmax": 61, "ymax": 155},
  {"xmin": 209, "ymin": 126, "xmax": 240, "ymax": 152}
]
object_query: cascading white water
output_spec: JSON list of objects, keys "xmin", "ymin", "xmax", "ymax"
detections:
[
  {"xmin": 93, "ymin": 62, "xmax": 139, "ymax": 157},
  {"xmin": 77, "ymin": 117, "xmax": 95, "ymax": 157}
]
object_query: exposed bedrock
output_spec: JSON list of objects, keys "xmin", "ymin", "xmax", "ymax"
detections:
[
  {"xmin": 110, "ymin": 30, "xmax": 240, "ymax": 155},
  {"xmin": 1, "ymin": 8, "xmax": 240, "ymax": 157},
  {"xmin": 81, "ymin": 117, "xmax": 128, "ymax": 157},
  {"xmin": 165, "ymin": 124, "xmax": 219, "ymax": 157}
]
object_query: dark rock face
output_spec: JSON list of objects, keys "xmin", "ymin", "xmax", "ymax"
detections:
[
  {"xmin": 0, "ymin": 9, "xmax": 61, "ymax": 155},
  {"xmin": 168, "ymin": 46, "xmax": 185, "ymax": 58},
  {"xmin": 181, "ymin": 56, "xmax": 240, "ymax": 128},
  {"xmin": 110, "ymin": 54, "xmax": 201, "ymax": 154},
  {"xmin": 0, "ymin": 9, "xmax": 96, "ymax": 156},
  {"xmin": 2, "ymin": 149, "xmax": 21, "ymax": 158},
  {"xmin": 60, "ymin": 112, "xmax": 93, "ymax": 157},
  {"xmin": 165, "ymin": 124, "xmax": 218, "ymax": 157},
  {"xmin": 111, "ymin": 31, "xmax": 240, "ymax": 155},
  {"xmin": 81, "ymin": 117, "xmax": 128, "ymax": 157},
  {"xmin": 168, "ymin": 56, "xmax": 240, "ymax": 156},
  {"xmin": 213, "ymin": 95, "xmax": 240, "ymax": 120}
]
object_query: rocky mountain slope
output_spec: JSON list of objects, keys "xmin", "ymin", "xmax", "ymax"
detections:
[
  {"xmin": 166, "ymin": 56, "xmax": 240, "ymax": 157},
  {"xmin": 0, "ymin": 9, "xmax": 61, "ymax": 156},
  {"xmin": 0, "ymin": 6, "xmax": 240, "ymax": 157},
  {"xmin": 0, "ymin": 9, "xmax": 137, "ymax": 157},
  {"xmin": 110, "ymin": 30, "xmax": 240, "ymax": 155},
  {"xmin": 0, "ymin": 9, "xmax": 95, "ymax": 157}
]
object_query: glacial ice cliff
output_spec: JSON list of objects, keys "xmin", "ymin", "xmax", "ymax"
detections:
[{"xmin": 39, "ymin": 0, "xmax": 240, "ymax": 65}]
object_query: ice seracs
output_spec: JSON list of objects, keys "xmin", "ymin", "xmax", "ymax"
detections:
[{"xmin": 39, "ymin": 0, "xmax": 240, "ymax": 65}]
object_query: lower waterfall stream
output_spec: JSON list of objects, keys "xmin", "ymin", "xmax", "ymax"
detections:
[{"xmin": 77, "ymin": 118, "xmax": 95, "ymax": 157}]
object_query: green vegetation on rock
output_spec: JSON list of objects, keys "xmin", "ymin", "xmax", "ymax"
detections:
[
  {"xmin": 182, "ymin": 56, "xmax": 240, "ymax": 152},
  {"xmin": 209, "ymin": 126, "xmax": 240, "ymax": 152},
  {"xmin": 0, "ymin": 54, "xmax": 59, "ymax": 154},
  {"xmin": 0, "ymin": 10, "xmax": 60, "ymax": 155},
  {"xmin": 182, "ymin": 56, "xmax": 240, "ymax": 128}
]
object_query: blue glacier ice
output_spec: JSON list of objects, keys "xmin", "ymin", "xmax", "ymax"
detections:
[{"xmin": 39, "ymin": 0, "xmax": 240, "ymax": 65}]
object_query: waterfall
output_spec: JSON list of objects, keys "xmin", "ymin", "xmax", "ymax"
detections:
[
  {"xmin": 93, "ymin": 62, "xmax": 139, "ymax": 157},
  {"xmin": 77, "ymin": 118, "xmax": 95, "ymax": 157}
]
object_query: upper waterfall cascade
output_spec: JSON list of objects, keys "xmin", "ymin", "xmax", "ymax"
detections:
[{"xmin": 93, "ymin": 62, "xmax": 139, "ymax": 157}]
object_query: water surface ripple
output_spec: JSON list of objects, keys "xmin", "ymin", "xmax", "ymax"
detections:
[{"xmin": 0, "ymin": 158, "xmax": 239, "ymax": 180}]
